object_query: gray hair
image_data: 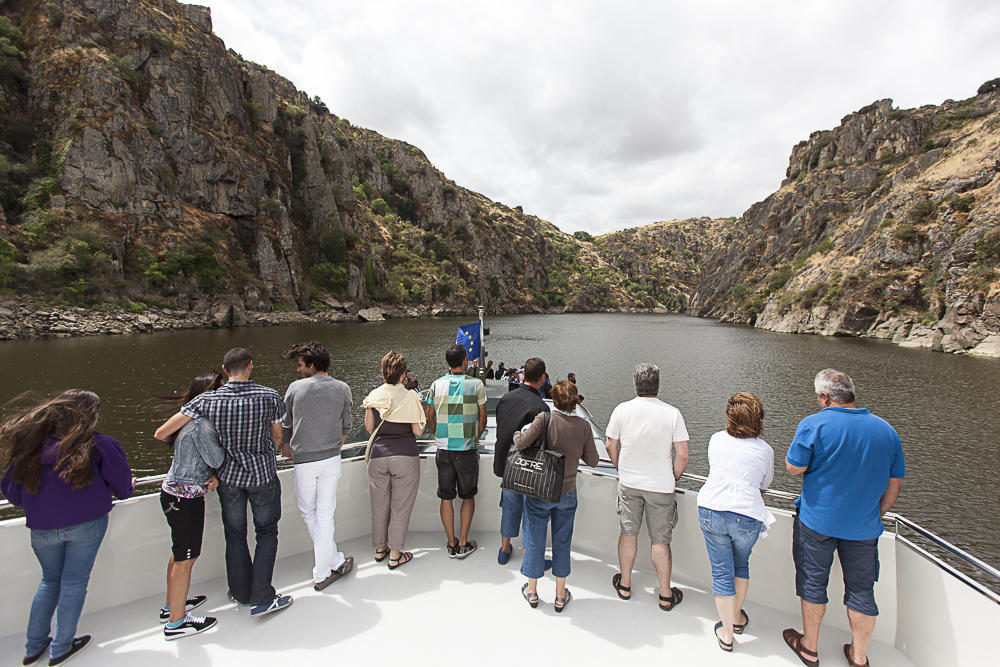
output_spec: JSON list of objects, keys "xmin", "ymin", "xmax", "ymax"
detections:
[
  {"xmin": 634, "ymin": 363, "xmax": 660, "ymax": 396},
  {"xmin": 814, "ymin": 368, "xmax": 855, "ymax": 403}
]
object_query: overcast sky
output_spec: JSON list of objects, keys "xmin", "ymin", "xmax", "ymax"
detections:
[{"xmin": 199, "ymin": 1, "xmax": 999, "ymax": 235}]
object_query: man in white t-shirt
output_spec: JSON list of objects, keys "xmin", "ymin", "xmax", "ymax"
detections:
[{"xmin": 605, "ymin": 363, "xmax": 690, "ymax": 611}]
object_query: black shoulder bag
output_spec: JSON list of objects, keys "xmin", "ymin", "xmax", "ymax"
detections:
[{"xmin": 501, "ymin": 412, "xmax": 565, "ymax": 503}]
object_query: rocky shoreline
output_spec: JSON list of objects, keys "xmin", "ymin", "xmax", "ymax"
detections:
[{"xmin": 2, "ymin": 296, "xmax": 997, "ymax": 359}]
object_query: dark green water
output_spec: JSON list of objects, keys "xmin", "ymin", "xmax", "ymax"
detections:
[{"xmin": 1, "ymin": 313, "xmax": 998, "ymax": 566}]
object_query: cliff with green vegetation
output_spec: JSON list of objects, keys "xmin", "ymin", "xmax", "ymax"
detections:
[
  {"xmin": 1, "ymin": 0, "xmax": 997, "ymax": 355},
  {"xmin": 690, "ymin": 88, "xmax": 1000, "ymax": 356},
  {"xmin": 0, "ymin": 0, "xmax": 644, "ymax": 326}
]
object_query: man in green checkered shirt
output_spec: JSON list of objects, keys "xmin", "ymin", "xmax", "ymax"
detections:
[{"xmin": 425, "ymin": 344, "xmax": 487, "ymax": 559}]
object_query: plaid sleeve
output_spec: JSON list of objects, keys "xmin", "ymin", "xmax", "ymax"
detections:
[
  {"xmin": 272, "ymin": 394, "xmax": 286, "ymax": 424},
  {"xmin": 180, "ymin": 394, "xmax": 204, "ymax": 419}
]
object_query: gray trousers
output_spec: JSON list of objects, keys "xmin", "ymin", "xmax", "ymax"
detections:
[{"xmin": 368, "ymin": 455, "xmax": 420, "ymax": 550}]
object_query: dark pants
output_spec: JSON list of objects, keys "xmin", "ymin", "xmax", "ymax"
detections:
[{"xmin": 218, "ymin": 479, "xmax": 281, "ymax": 606}]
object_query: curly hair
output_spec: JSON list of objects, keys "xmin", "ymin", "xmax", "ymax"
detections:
[
  {"xmin": 381, "ymin": 350, "xmax": 408, "ymax": 385},
  {"xmin": 0, "ymin": 389, "xmax": 102, "ymax": 493},
  {"xmin": 725, "ymin": 392, "xmax": 764, "ymax": 439}
]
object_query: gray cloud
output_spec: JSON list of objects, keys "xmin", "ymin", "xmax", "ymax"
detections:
[{"xmin": 202, "ymin": 0, "xmax": 1000, "ymax": 235}]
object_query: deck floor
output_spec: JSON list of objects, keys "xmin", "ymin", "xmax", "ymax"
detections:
[{"xmin": 0, "ymin": 531, "xmax": 915, "ymax": 666}]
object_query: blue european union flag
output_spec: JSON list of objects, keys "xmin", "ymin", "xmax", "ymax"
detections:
[{"xmin": 456, "ymin": 322, "xmax": 481, "ymax": 361}]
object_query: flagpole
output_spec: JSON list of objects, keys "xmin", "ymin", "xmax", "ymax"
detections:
[{"xmin": 478, "ymin": 304, "xmax": 485, "ymax": 366}]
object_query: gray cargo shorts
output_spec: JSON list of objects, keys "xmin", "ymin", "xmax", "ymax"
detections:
[{"xmin": 617, "ymin": 482, "xmax": 679, "ymax": 545}]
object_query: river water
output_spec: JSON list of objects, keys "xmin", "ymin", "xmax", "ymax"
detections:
[{"xmin": 1, "ymin": 313, "xmax": 997, "ymax": 567}]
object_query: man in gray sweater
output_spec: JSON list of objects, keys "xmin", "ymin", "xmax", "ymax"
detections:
[{"xmin": 281, "ymin": 341, "xmax": 354, "ymax": 591}]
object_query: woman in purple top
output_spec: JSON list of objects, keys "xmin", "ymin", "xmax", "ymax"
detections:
[{"xmin": 1, "ymin": 390, "xmax": 134, "ymax": 666}]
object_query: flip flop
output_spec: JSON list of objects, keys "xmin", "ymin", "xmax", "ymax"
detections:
[
  {"xmin": 783, "ymin": 628, "xmax": 820, "ymax": 666},
  {"xmin": 554, "ymin": 588, "xmax": 572, "ymax": 613},
  {"xmin": 658, "ymin": 586, "xmax": 684, "ymax": 611},
  {"xmin": 521, "ymin": 582, "xmax": 539, "ymax": 609},
  {"xmin": 715, "ymin": 621, "xmax": 734, "ymax": 652},
  {"xmin": 611, "ymin": 572, "xmax": 631, "ymax": 600},
  {"xmin": 843, "ymin": 644, "xmax": 869, "ymax": 667},
  {"xmin": 733, "ymin": 608, "xmax": 750, "ymax": 634}
]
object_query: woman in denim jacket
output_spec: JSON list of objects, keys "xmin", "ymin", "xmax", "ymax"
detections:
[{"xmin": 153, "ymin": 373, "xmax": 225, "ymax": 641}]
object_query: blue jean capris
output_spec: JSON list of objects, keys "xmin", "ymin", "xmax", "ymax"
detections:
[{"xmin": 698, "ymin": 507, "xmax": 762, "ymax": 597}]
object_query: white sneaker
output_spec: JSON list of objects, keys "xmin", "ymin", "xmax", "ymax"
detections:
[{"xmin": 163, "ymin": 615, "xmax": 218, "ymax": 641}]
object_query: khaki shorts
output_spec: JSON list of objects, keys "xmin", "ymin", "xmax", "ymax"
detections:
[{"xmin": 617, "ymin": 482, "xmax": 678, "ymax": 544}]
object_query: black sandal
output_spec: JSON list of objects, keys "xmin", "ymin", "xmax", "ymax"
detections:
[
  {"xmin": 521, "ymin": 583, "xmax": 539, "ymax": 608},
  {"xmin": 843, "ymin": 644, "xmax": 869, "ymax": 667},
  {"xmin": 782, "ymin": 628, "xmax": 820, "ymax": 665},
  {"xmin": 554, "ymin": 588, "xmax": 572, "ymax": 613},
  {"xmin": 658, "ymin": 586, "xmax": 683, "ymax": 611},
  {"xmin": 388, "ymin": 551, "xmax": 413, "ymax": 570},
  {"xmin": 715, "ymin": 621, "xmax": 734, "ymax": 652},
  {"xmin": 611, "ymin": 573, "xmax": 631, "ymax": 600},
  {"xmin": 733, "ymin": 608, "xmax": 749, "ymax": 634},
  {"xmin": 374, "ymin": 547, "xmax": 389, "ymax": 562}
]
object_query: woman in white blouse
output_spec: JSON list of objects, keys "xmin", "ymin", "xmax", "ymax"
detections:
[{"xmin": 696, "ymin": 392, "xmax": 774, "ymax": 653}]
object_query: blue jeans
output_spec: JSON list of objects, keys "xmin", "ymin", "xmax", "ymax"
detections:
[
  {"xmin": 698, "ymin": 507, "xmax": 762, "ymax": 596},
  {"xmin": 218, "ymin": 479, "xmax": 281, "ymax": 606},
  {"xmin": 499, "ymin": 489, "xmax": 525, "ymax": 539},
  {"xmin": 521, "ymin": 490, "xmax": 577, "ymax": 579},
  {"xmin": 26, "ymin": 514, "xmax": 109, "ymax": 659}
]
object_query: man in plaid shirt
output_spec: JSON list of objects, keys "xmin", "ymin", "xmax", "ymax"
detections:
[
  {"xmin": 159, "ymin": 348, "xmax": 292, "ymax": 617},
  {"xmin": 425, "ymin": 344, "xmax": 487, "ymax": 559}
]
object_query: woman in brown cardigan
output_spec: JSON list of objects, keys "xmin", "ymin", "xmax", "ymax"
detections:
[{"xmin": 513, "ymin": 380, "xmax": 599, "ymax": 611}]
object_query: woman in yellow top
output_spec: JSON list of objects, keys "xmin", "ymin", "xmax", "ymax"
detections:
[{"xmin": 361, "ymin": 351, "xmax": 426, "ymax": 570}]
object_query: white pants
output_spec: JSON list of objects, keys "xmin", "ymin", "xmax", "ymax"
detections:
[{"xmin": 293, "ymin": 456, "xmax": 346, "ymax": 582}]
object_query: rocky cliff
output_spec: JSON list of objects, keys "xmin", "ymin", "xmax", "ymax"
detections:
[
  {"xmin": 0, "ymin": 0, "xmax": 641, "ymax": 323},
  {"xmin": 1, "ymin": 0, "xmax": 998, "ymax": 356},
  {"xmin": 689, "ymin": 91, "xmax": 1000, "ymax": 356}
]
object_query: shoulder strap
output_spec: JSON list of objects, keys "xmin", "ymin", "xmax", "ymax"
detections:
[{"xmin": 538, "ymin": 411, "xmax": 551, "ymax": 452}]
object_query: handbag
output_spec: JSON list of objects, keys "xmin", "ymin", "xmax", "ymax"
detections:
[{"xmin": 501, "ymin": 412, "xmax": 565, "ymax": 503}]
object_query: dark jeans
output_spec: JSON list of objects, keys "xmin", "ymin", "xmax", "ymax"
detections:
[
  {"xmin": 218, "ymin": 479, "xmax": 281, "ymax": 606},
  {"xmin": 793, "ymin": 515, "xmax": 880, "ymax": 616}
]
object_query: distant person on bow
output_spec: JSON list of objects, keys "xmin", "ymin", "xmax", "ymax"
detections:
[
  {"xmin": 155, "ymin": 348, "xmax": 292, "ymax": 618},
  {"xmin": 493, "ymin": 357, "xmax": 550, "ymax": 565},
  {"xmin": 362, "ymin": 351, "xmax": 426, "ymax": 569},
  {"xmin": 152, "ymin": 372, "xmax": 225, "ymax": 640},
  {"xmin": 2, "ymin": 390, "xmax": 134, "ymax": 666},
  {"xmin": 280, "ymin": 342, "xmax": 354, "ymax": 591},
  {"xmin": 783, "ymin": 369, "xmax": 904, "ymax": 667},
  {"xmin": 606, "ymin": 362, "xmax": 690, "ymax": 611},
  {"xmin": 567, "ymin": 372, "xmax": 584, "ymax": 404},
  {"xmin": 495, "ymin": 363, "xmax": 506, "ymax": 380},
  {"xmin": 697, "ymin": 393, "xmax": 774, "ymax": 652},
  {"xmin": 484, "ymin": 360, "xmax": 495, "ymax": 380},
  {"xmin": 513, "ymin": 381, "xmax": 599, "ymax": 611},
  {"xmin": 425, "ymin": 344, "xmax": 487, "ymax": 559},
  {"xmin": 539, "ymin": 373, "xmax": 553, "ymax": 399}
]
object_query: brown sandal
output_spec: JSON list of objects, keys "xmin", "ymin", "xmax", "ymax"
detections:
[
  {"xmin": 374, "ymin": 547, "xmax": 389, "ymax": 562},
  {"xmin": 658, "ymin": 587, "xmax": 683, "ymax": 611},
  {"xmin": 843, "ymin": 644, "xmax": 869, "ymax": 667},
  {"xmin": 783, "ymin": 628, "xmax": 820, "ymax": 665}
]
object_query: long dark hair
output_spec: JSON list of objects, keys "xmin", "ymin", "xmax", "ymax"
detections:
[
  {"xmin": 0, "ymin": 389, "xmax": 102, "ymax": 493},
  {"xmin": 149, "ymin": 372, "xmax": 224, "ymax": 445}
]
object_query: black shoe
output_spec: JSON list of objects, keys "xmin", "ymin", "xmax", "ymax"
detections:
[
  {"xmin": 22, "ymin": 638, "xmax": 50, "ymax": 666},
  {"xmin": 159, "ymin": 595, "xmax": 208, "ymax": 622},
  {"xmin": 48, "ymin": 636, "xmax": 91, "ymax": 666},
  {"xmin": 163, "ymin": 615, "xmax": 218, "ymax": 641},
  {"xmin": 454, "ymin": 540, "xmax": 478, "ymax": 559}
]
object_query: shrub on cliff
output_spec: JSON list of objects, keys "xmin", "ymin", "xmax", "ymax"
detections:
[{"xmin": 977, "ymin": 78, "xmax": 1000, "ymax": 95}]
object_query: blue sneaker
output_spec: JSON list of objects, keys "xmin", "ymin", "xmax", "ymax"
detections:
[
  {"xmin": 250, "ymin": 594, "xmax": 293, "ymax": 617},
  {"xmin": 498, "ymin": 545, "xmax": 512, "ymax": 565}
]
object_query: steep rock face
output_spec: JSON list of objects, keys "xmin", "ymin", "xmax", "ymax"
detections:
[
  {"xmin": 690, "ymin": 91, "xmax": 1000, "ymax": 355},
  {"xmin": 0, "ymin": 0, "xmax": 640, "ymax": 315}
]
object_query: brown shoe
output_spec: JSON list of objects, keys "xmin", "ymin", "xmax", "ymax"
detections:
[
  {"xmin": 844, "ymin": 643, "xmax": 869, "ymax": 667},
  {"xmin": 314, "ymin": 556, "xmax": 354, "ymax": 591}
]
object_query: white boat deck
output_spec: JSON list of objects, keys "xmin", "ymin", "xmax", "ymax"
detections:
[{"xmin": 0, "ymin": 530, "xmax": 916, "ymax": 666}]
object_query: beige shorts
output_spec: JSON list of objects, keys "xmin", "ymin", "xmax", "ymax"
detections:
[{"xmin": 617, "ymin": 482, "xmax": 678, "ymax": 544}]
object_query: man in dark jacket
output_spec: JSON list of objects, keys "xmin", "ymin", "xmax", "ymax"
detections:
[{"xmin": 494, "ymin": 357, "xmax": 550, "ymax": 565}]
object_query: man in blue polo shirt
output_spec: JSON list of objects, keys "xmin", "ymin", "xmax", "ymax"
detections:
[{"xmin": 782, "ymin": 369, "xmax": 904, "ymax": 667}]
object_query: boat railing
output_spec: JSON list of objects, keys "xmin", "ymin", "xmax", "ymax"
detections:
[{"xmin": 3, "ymin": 451, "xmax": 997, "ymax": 602}]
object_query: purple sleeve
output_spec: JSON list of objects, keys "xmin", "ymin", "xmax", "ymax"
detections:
[
  {"xmin": 1, "ymin": 464, "xmax": 24, "ymax": 507},
  {"xmin": 785, "ymin": 420, "xmax": 815, "ymax": 468},
  {"xmin": 95, "ymin": 434, "xmax": 134, "ymax": 500}
]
